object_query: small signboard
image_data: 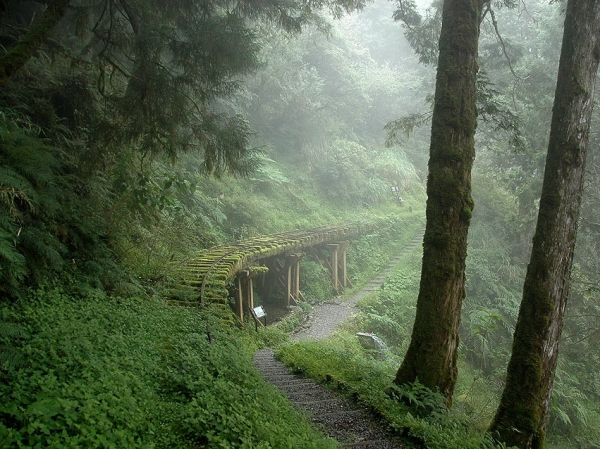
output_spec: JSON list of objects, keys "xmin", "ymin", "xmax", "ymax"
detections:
[
  {"xmin": 251, "ymin": 306, "xmax": 267, "ymax": 329},
  {"xmin": 253, "ymin": 306, "xmax": 267, "ymax": 319}
]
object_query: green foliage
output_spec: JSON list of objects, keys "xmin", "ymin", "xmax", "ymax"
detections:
[
  {"xmin": 460, "ymin": 173, "xmax": 523, "ymax": 377},
  {"xmin": 354, "ymin": 251, "xmax": 421, "ymax": 349},
  {"xmin": 313, "ymin": 139, "xmax": 420, "ymax": 208},
  {"xmin": 299, "ymin": 260, "xmax": 332, "ymax": 302},
  {"xmin": 309, "ymin": 139, "xmax": 370, "ymax": 204},
  {"xmin": 0, "ymin": 113, "xmax": 118, "ymax": 296},
  {"xmin": 0, "ymin": 117, "xmax": 57, "ymax": 263},
  {"xmin": 476, "ymin": 72, "xmax": 525, "ymax": 152},
  {"xmin": 393, "ymin": 0, "xmax": 442, "ymax": 65},
  {"xmin": 347, "ymin": 214, "xmax": 424, "ymax": 285},
  {"xmin": 0, "ymin": 314, "xmax": 28, "ymax": 371},
  {"xmin": 0, "ymin": 290, "xmax": 337, "ymax": 448},
  {"xmin": 388, "ymin": 380, "xmax": 447, "ymax": 417},
  {"xmin": 385, "ymin": 71, "xmax": 524, "ymax": 154},
  {"xmin": 385, "ymin": 110, "xmax": 432, "ymax": 146},
  {"xmin": 277, "ymin": 335, "xmax": 505, "ymax": 449}
]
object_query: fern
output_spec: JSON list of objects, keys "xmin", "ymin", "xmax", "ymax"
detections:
[
  {"xmin": 0, "ymin": 319, "xmax": 28, "ymax": 370},
  {"xmin": 550, "ymin": 362, "xmax": 591, "ymax": 430},
  {"xmin": 19, "ymin": 226, "xmax": 66, "ymax": 266},
  {"xmin": 389, "ymin": 379, "xmax": 447, "ymax": 417},
  {"xmin": 0, "ymin": 113, "xmax": 77, "ymax": 294},
  {"xmin": 0, "ymin": 229, "xmax": 26, "ymax": 266}
]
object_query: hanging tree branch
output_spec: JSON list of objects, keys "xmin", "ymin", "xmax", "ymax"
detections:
[{"xmin": 483, "ymin": 3, "xmax": 525, "ymax": 81}]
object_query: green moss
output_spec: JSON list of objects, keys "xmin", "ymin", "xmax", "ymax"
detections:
[{"xmin": 177, "ymin": 217, "xmax": 409, "ymax": 304}]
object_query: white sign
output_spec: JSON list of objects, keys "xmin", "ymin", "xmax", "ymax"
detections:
[{"xmin": 253, "ymin": 306, "xmax": 266, "ymax": 319}]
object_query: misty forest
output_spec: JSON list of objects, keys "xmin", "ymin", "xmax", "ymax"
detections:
[{"xmin": 1, "ymin": 0, "xmax": 600, "ymax": 448}]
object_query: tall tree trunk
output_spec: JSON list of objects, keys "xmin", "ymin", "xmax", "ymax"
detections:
[
  {"xmin": 488, "ymin": 0, "xmax": 600, "ymax": 447},
  {"xmin": 0, "ymin": 0, "xmax": 71, "ymax": 87},
  {"xmin": 393, "ymin": 0, "xmax": 485, "ymax": 403}
]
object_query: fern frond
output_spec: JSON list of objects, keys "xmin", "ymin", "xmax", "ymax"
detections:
[
  {"xmin": 0, "ymin": 345, "xmax": 27, "ymax": 370},
  {"xmin": 0, "ymin": 230, "xmax": 26, "ymax": 266},
  {"xmin": 0, "ymin": 318, "xmax": 28, "ymax": 369},
  {"xmin": 0, "ymin": 186, "xmax": 35, "ymax": 219}
]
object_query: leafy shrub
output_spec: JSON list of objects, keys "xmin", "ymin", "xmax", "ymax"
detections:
[
  {"xmin": 314, "ymin": 139, "xmax": 387, "ymax": 206},
  {"xmin": 0, "ymin": 289, "xmax": 337, "ymax": 448},
  {"xmin": 387, "ymin": 380, "xmax": 447, "ymax": 418},
  {"xmin": 299, "ymin": 260, "xmax": 332, "ymax": 302},
  {"xmin": 354, "ymin": 252, "xmax": 421, "ymax": 349}
]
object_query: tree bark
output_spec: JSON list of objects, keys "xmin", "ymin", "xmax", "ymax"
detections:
[
  {"xmin": 488, "ymin": 0, "xmax": 600, "ymax": 447},
  {"xmin": 0, "ymin": 0, "xmax": 71, "ymax": 87},
  {"xmin": 393, "ymin": 0, "xmax": 485, "ymax": 404}
]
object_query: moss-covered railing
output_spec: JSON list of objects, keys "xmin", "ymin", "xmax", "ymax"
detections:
[{"xmin": 178, "ymin": 217, "xmax": 400, "ymax": 305}]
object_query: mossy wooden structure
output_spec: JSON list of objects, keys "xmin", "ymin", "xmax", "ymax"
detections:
[{"xmin": 178, "ymin": 220, "xmax": 385, "ymax": 322}]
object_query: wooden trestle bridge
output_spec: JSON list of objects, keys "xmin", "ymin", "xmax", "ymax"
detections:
[{"xmin": 178, "ymin": 219, "xmax": 398, "ymax": 323}]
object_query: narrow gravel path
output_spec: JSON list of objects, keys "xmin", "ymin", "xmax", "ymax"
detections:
[
  {"xmin": 254, "ymin": 348, "xmax": 403, "ymax": 448},
  {"xmin": 254, "ymin": 229, "xmax": 424, "ymax": 448}
]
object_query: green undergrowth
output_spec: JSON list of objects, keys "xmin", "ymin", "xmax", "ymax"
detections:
[
  {"xmin": 276, "ymin": 334, "xmax": 507, "ymax": 449},
  {"xmin": 345, "ymin": 208, "xmax": 425, "ymax": 291},
  {"xmin": 275, "ymin": 243, "xmax": 510, "ymax": 449},
  {"xmin": 0, "ymin": 289, "xmax": 337, "ymax": 448}
]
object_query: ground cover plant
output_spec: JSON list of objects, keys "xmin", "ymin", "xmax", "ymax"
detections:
[{"xmin": 0, "ymin": 289, "xmax": 338, "ymax": 448}]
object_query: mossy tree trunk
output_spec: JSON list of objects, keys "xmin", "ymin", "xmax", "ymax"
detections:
[
  {"xmin": 488, "ymin": 1, "xmax": 600, "ymax": 447},
  {"xmin": 393, "ymin": 0, "xmax": 486, "ymax": 403},
  {"xmin": 0, "ymin": 0, "xmax": 71, "ymax": 87}
]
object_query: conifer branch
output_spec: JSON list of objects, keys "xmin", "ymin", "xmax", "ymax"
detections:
[
  {"xmin": 484, "ymin": 3, "xmax": 525, "ymax": 82},
  {"xmin": 0, "ymin": 0, "xmax": 71, "ymax": 87}
]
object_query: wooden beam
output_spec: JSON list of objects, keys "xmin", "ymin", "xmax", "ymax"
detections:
[
  {"xmin": 327, "ymin": 244, "xmax": 340, "ymax": 291},
  {"xmin": 338, "ymin": 241, "xmax": 350, "ymax": 288},
  {"xmin": 294, "ymin": 259, "xmax": 300, "ymax": 298},
  {"xmin": 286, "ymin": 264, "xmax": 292, "ymax": 308},
  {"xmin": 236, "ymin": 277, "xmax": 244, "ymax": 323},
  {"xmin": 248, "ymin": 276, "xmax": 254, "ymax": 310}
]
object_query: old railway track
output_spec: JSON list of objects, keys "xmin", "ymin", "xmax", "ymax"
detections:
[{"xmin": 177, "ymin": 219, "xmax": 395, "ymax": 305}]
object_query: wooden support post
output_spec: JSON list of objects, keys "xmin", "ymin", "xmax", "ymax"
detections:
[
  {"xmin": 339, "ymin": 241, "xmax": 349, "ymax": 288},
  {"xmin": 327, "ymin": 242, "xmax": 350, "ymax": 292},
  {"xmin": 284, "ymin": 254, "xmax": 303, "ymax": 307},
  {"xmin": 235, "ymin": 270, "xmax": 259, "ymax": 322},
  {"xmin": 286, "ymin": 264, "xmax": 292, "ymax": 308},
  {"xmin": 294, "ymin": 259, "xmax": 300, "ymax": 299},
  {"xmin": 247, "ymin": 276, "xmax": 254, "ymax": 310},
  {"xmin": 328, "ymin": 244, "xmax": 340, "ymax": 292},
  {"xmin": 236, "ymin": 276, "xmax": 244, "ymax": 323}
]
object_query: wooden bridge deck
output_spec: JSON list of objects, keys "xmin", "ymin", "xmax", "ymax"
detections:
[{"xmin": 177, "ymin": 218, "xmax": 397, "ymax": 305}]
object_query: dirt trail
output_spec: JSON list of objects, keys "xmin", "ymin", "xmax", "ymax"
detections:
[{"xmin": 253, "ymin": 229, "xmax": 424, "ymax": 448}]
